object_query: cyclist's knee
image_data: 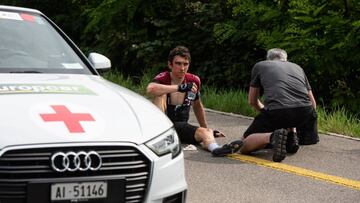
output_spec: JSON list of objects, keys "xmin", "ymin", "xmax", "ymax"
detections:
[{"xmin": 195, "ymin": 127, "xmax": 214, "ymax": 142}]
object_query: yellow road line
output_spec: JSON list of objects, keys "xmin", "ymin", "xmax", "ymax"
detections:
[{"xmin": 228, "ymin": 154, "xmax": 360, "ymax": 191}]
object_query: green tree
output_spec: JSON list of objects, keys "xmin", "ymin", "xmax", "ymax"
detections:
[
  {"xmin": 225, "ymin": 0, "xmax": 360, "ymax": 114},
  {"xmin": 3, "ymin": 0, "xmax": 359, "ymax": 114}
]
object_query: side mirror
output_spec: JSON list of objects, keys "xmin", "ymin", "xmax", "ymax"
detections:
[{"xmin": 88, "ymin": 52, "xmax": 111, "ymax": 71}]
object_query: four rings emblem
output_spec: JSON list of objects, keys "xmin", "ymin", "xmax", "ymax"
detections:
[{"xmin": 51, "ymin": 151, "xmax": 102, "ymax": 172}]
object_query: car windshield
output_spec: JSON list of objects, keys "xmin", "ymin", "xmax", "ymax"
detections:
[{"xmin": 0, "ymin": 10, "xmax": 92, "ymax": 74}]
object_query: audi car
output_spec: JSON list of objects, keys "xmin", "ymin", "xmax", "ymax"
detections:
[{"xmin": 0, "ymin": 5, "xmax": 187, "ymax": 203}]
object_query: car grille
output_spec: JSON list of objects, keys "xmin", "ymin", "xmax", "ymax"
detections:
[{"xmin": 0, "ymin": 145, "xmax": 151, "ymax": 203}]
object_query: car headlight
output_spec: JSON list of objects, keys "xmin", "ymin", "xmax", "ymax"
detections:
[{"xmin": 145, "ymin": 128, "xmax": 181, "ymax": 158}]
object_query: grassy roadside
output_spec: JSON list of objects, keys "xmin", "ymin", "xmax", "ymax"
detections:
[{"xmin": 103, "ymin": 71, "xmax": 360, "ymax": 139}]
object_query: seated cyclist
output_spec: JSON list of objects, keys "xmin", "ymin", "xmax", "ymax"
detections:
[{"xmin": 146, "ymin": 46, "xmax": 242, "ymax": 156}]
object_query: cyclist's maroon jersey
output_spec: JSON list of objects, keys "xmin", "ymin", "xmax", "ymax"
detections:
[
  {"xmin": 154, "ymin": 71, "xmax": 201, "ymax": 91},
  {"xmin": 153, "ymin": 71, "xmax": 201, "ymax": 122}
]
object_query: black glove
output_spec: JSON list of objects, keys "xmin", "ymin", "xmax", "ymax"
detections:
[{"xmin": 178, "ymin": 82, "xmax": 194, "ymax": 92}]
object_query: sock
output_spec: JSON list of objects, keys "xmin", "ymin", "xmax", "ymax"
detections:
[{"xmin": 208, "ymin": 143, "xmax": 220, "ymax": 152}]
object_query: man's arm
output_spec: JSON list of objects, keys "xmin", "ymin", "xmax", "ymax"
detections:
[
  {"xmin": 146, "ymin": 82, "xmax": 178, "ymax": 96},
  {"xmin": 192, "ymin": 99, "xmax": 208, "ymax": 128},
  {"xmin": 308, "ymin": 90, "xmax": 317, "ymax": 109},
  {"xmin": 248, "ymin": 86, "xmax": 264, "ymax": 111},
  {"xmin": 147, "ymin": 82, "xmax": 196, "ymax": 96}
]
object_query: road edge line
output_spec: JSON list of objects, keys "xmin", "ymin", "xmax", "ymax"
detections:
[{"xmin": 228, "ymin": 154, "xmax": 360, "ymax": 191}]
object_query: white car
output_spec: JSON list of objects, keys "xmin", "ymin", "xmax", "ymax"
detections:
[{"xmin": 0, "ymin": 5, "xmax": 187, "ymax": 203}]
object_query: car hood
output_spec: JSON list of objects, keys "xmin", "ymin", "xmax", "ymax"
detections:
[{"xmin": 0, "ymin": 74, "xmax": 172, "ymax": 148}]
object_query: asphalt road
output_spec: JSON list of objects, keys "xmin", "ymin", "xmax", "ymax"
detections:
[{"xmin": 184, "ymin": 109, "xmax": 360, "ymax": 203}]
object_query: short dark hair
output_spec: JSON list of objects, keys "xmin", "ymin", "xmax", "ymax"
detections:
[{"xmin": 168, "ymin": 46, "xmax": 191, "ymax": 63}]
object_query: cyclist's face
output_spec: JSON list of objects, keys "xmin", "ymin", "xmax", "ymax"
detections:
[{"xmin": 169, "ymin": 56, "xmax": 190, "ymax": 78}]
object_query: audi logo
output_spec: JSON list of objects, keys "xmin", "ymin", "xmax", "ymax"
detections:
[{"xmin": 51, "ymin": 151, "xmax": 102, "ymax": 172}]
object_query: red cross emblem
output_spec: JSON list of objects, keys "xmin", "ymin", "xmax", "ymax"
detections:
[{"xmin": 40, "ymin": 105, "xmax": 95, "ymax": 133}]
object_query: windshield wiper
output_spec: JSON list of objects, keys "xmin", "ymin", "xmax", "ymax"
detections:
[{"xmin": 9, "ymin": 71, "xmax": 43, "ymax": 73}]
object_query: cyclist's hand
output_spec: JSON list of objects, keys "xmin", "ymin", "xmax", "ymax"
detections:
[{"xmin": 213, "ymin": 130, "xmax": 225, "ymax": 138}]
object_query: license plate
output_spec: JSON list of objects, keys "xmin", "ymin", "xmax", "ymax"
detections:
[{"xmin": 51, "ymin": 181, "xmax": 107, "ymax": 201}]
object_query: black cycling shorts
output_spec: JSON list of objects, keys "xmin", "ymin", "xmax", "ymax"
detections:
[
  {"xmin": 243, "ymin": 106, "xmax": 318, "ymax": 144},
  {"xmin": 173, "ymin": 122, "xmax": 198, "ymax": 145}
]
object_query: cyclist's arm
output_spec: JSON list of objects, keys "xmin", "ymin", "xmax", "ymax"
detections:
[{"xmin": 193, "ymin": 99, "xmax": 208, "ymax": 128}]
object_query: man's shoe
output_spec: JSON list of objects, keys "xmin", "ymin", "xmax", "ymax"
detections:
[
  {"xmin": 212, "ymin": 140, "xmax": 243, "ymax": 157},
  {"xmin": 286, "ymin": 132, "xmax": 299, "ymax": 154},
  {"xmin": 271, "ymin": 129, "xmax": 287, "ymax": 162}
]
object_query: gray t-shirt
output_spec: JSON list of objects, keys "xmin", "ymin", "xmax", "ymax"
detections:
[{"xmin": 250, "ymin": 60, "xmax": 312, "ymax": 110}]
